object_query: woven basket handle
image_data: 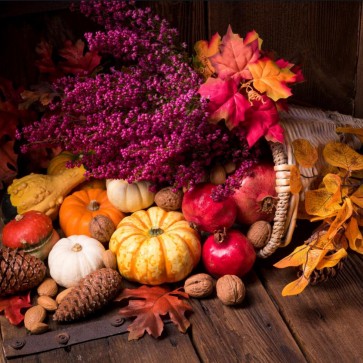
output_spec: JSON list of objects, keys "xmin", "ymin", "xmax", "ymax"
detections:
[{"xmin": 257, "ymin": 142, "xmax": 293, "ymax": 258}]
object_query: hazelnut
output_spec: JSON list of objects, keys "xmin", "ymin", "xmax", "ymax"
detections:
[
  {"xmin": 216, "ymin": 275, "xmax": 246, "ymax": 306},
  {"xmin": 154, "ymin": 187, "xmax": 183, "ymax": 211},
  {"xmin": 24, "ymin": 305, "xmax": 47, "ymax": 331},
  {"xmin": 246, "ymin": 220, "xmax": 272, "ymax": 249},
  {"xmin": 102, "ymin": 249, "xmax": 117, "ymax": 270},
  {"xmin": 184, "ymin": 273, "xmax": 214, "ymax": 298},
  {"xmin": 37, "ymin": 277, "xmax": 58, "ymax": 297},
  {"xmin": 89, "ymin": 215, "xmax": 116, "ymax": 243}
]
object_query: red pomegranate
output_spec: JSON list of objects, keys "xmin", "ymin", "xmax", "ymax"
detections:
[
  {"xmin": 2, "ymin": 210, "xmax": 60, "ymax": 260},
  {"xmin": 232, "ymin": 163, "xmax": 277, "ymax": 225},
  {"xmin": 202, "ymin": 229, "xmax": 256, "ymax": 278},
  {"xmin": 182, "ymin": 183, "xmax": 237, "ymax": 233}
]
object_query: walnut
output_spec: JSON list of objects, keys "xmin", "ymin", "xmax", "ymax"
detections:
[
  {"xmin": 89, "ymin": 215, "xmax": 116, "ymax": 243},
  {"xmin": 216, "ymin": 275, "xmax": 246, "ymax": 306},
  {"xmin": 154, "ymin": 187, "xmax": 183, "ymax": 211},
  {"xmin": 184, "ymin": 273, "xmax": 214, "ymax": 298},
  {"xmin": 246, "ymin": 220, "xmax": 272, "ymax": 249}
]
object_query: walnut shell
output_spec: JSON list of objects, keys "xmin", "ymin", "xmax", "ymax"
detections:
[
  {"xmin": 24, "ymin": 305, "xmax": 47, "ymax": 331},
  {"xmin": 216, "ymin": 275, "xmax": 246, "ymax": 306},
  {"xmin": 246, "ymin": 220, "xmax": 272, "ymax": 249},
  {"xmin": 154, "ymin": 187, "xmax": 183, "ymax": 211},
  {"xmin": 89, "ymin": 215, "xmax": 116, "ymax": 243},
  {"xmin": 184, "ymin": 273, "xmax": 214, "ymax": 298}
]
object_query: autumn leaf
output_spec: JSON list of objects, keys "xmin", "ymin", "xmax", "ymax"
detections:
[
  {"xmin": 193, "ymin": 32, "xmax": 221, "ymax": 79},
  {"xmin": 316, "ymin": 248, "xmax": 348, "ymax": 269},
  {"xmin": 292, "ymin": 139, "xmax": 318, "ymax": 168},
  {"xmin": 115, "ymin": 286, "xmax": 193, "ymax": 341},
  {"xmin": 281, "ymin": 248, "xmax": 328, "ymax": 296},
  {"xmin": 35, "ymin": 40, "xmax": 58, "ymax": 75},
  {"xmin": 19, "ymin": 83, "xmax": 60, "ymax": 110},
  {"xmin": 0, "ymin": 292, "xmax": 32, "ymax": 325},
  {"xmin": 248, "ymin": 58, "xmax": 296, "ymax": 101},
  {"xmin": 58, "ymin": 39, "xmax": 102, "ymax": 75},
  {"xmin": 336, "ymin": 127, "xmax": 363, "ymax": 143},
  {"xmin": 350, "ymin": 184, "xmax": 363, "ymax": 208},
  {"xmin": 325, "ymin": 198, "xmax": 353, "ymax": 241},
  {"xmin": 198, "ymin": 77, "xmax": 251, "ymax": 128},
  {"xmin": 274, "ymin": 245, "xmax": 311, "ymax": 269},
  {"xmin": 289, "ymin": 165, "xmax": 303, "ymax": 194},
  {"xmin": 323, "ymin": 142, "xmax": 363, "ymax": 171},
  {"xmin": 210, "ymin": 25, "xmax": 260, "ymax": 81},
  {"xmin": 345, "ymin": 216, "xmax": 363, "ymax": 254},
  {"xmin": 305, "ymin": 174, "xmax": 343, "ymax": 218}
]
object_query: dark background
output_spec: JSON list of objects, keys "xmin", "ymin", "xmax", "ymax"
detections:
[{"xmin": 0, "ymin": 1, "xmax": 362, "ymax": 116}]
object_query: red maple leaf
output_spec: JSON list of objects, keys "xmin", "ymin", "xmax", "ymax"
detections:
[
  {"xmin": 210, "ymin": 25, "xmax": 260, "ymax": 81},
  {"xmin": 58, "ymin": 39, "xmax": 101, "ymax": 75},
  {"xmin": 115, "ymin": 286, "xmax": 193, "ymax": 341},
  {"xmin": 0, "ymin": 292, "xmax": 32, "ymax": 326},
  {"xmin": 198, "ymin": 77, "xmax": 251, "ymax": 129}
]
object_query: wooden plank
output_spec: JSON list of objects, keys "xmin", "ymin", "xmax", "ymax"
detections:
[
  {"xmin": 354, "ymin": 3, "xmax": 363, "ymax": 118},
  {"xmin": 258, "ymin": 237, "xmax": 363, "ymax": 362},
  {"xmin": 208, "ymin": 1, "xmax": 360, "ymax": 116},
  {"xmin": 188, "ymin": 272, "xmax": 307, "ymax": 362}
]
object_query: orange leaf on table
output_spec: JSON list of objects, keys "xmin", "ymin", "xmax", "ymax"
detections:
[
  {"xmin": 291, "ymin": 139, "xmax": 318, "ymax": 168},
  {"xmin": 274, "ymin": 245, "xmax": 311, "ymax": 269},
  {"xmin": 316, "ymin": 248, "xmax": 348, "ymax": 270},
  {"xmin": 248, "ymin": 58, "xmax": 296, "ymax": 101},
  {"xmin": 115, "ymin": 285, "xmax": 193, "ymax": 341},
  {"xmin": 325, "ymin": 198, "xmax": 353, "ymax": 241},
  {"xmin": 281, "ymin": 248, "xmax": 328, "ymax": 296},
  {"xmin": 323, "ymin": 142, "xmax": 363, "ymax": 171},
  {"xmin": 0, "ymin": 292, "xmax": 32, "ymax": 325},
  {"xmin": 193, "ymin": 32, "xmax": 221, "ymax": 79}
]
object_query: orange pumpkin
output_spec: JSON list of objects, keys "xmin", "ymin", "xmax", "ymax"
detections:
[{"xmin": 59, "ymin": 189, "xmax": 125, "ymax": 238}]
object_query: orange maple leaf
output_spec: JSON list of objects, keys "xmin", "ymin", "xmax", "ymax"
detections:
[
  {"xmin": 249, "ymin": 58, "xmax": 296, "ymax": 101},
  {"xmin": 115, "ymin": 286, "xmax": 193, "ymax": 341},
  {"xmin": 193, "ymin": 32, "xmax": 221, "ymax": 79}
]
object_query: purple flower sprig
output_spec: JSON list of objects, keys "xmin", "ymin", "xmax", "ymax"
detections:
[{"xmin": 19, "ymin": 0, "xmax": 258, "ymax": 194}]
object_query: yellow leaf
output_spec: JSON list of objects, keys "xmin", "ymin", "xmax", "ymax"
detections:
[
  {"xmin": 350, "ymin": 185, "xmax": 363, "ymax": 208},
  {"xmin": 289, "ymin": 165, "xmax": 302, "ymax": 194},
  {"xmin": 325, "ymin": 198, "xmax": 353, "ymax": 241},
  {"xmin": 323, "ymin": 142, "xmax": 363, "ymax": 171},
  {"xmin": 336, "ymin": 127, "xmax": 363, "ymax": 143},
  {"xmin": 292, "ymin": 139, "xmax": 318, "ymax": 168},
  {"xmin": 282, "ymin": 275, "xmax": 310, "ymax": 296},
  {"xmin": 323, "ymin": 173, "xmax": 341, "ymax": 194},
  {"xmin": 305, "ymin": 188, "xmax": 341, "ymax": 218},
  {"xmin": 249, "ymin": 58, "xmax": 296, "ymax": 101},
  {"xmin": 345, "ymin": 216, "xmax": 363, "ymax": 254},
  {"xmin": 274, "ymin": 245, "xmax": 310, "ymax": 269},
  {"xmin": 315, "ymin": 248, "xmax": 347, "ymax": 269},
  {"xmin": 193, "ymin": 33, "xmax": 221, "ymax": 79}
]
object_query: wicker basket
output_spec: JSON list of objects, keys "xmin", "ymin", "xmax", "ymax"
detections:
[{"xmin": 257, "ymin": 105, "xmax": 363, "ymax": 258}]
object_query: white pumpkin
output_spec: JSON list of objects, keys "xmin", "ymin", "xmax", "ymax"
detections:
[
  {"xmin": 106, "ymin": 179, "xmax": 155, "ymax": 213},
  {"xmin": 48, "ymin": 235, "xmax": 105, "ymax": 288}
]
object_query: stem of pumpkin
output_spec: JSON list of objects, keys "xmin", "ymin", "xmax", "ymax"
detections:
[
  {"xmin": 149, "ymin": 227, "xmax": 164, "ymax": 237},
  {"xmin": 88, "ymin": 200, "xmax": 100, "ymax": 211},
  {"xmin": 72, "ymin": 243, "xmax": 83, "ymax": 252}
]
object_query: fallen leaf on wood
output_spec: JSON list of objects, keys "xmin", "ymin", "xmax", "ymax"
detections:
[
  {"xmin": 115, "ymin": 285, "xmax": 193, "ymax": 341},
  {"xmin": 0, "ymin": 292, "xmax": 32, "ymax": 326}
]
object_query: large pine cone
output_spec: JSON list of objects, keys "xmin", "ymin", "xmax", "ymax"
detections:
[
  {"xmin": 0, "ymin": 248, "xmax": 46, "ymax": 296},
  {"xmin": 53, "ymin": 268, "xmax": 122, "ymax": 322}
]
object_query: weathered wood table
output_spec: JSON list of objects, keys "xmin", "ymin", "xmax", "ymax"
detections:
[{"xmin": 1, "ymin": 220, "xmax": 363, "ymax": 363}]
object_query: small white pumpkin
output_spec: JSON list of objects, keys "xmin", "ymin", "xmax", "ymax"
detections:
[
  {"xmin": 48, "ymin": 235, "xmax": 105, "ymax": 288},
  {"xmin": 106, "ymin": 179, "xmax": 155, "ymax": 213}
]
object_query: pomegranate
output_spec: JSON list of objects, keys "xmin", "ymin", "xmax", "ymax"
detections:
[
  {"xmin": 182, "ymin": 183, "xmax": 237, "ymax": 233},
  {"xmin": 232, "ymin": 163, "xmax": 277, "ymax": 225},
  {"xmin": 2, "ymin": 210, "xmax": 60, "ymax": 260},
  {"xmin": 202, "ymin": 229, "xmax": 256, "ymax": 278}
]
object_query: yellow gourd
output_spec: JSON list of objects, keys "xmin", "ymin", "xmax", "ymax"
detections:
[
  {"xmin": 47, "ymin": 151, "xmax": 74, "ymax": 175},
  {"xmin": 7, "ymin": 165, "xmax": 86, "ymax": 220}
]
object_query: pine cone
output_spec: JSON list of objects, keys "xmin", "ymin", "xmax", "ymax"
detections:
[
  {"xmin": 53, "ymin": 268, "xmax": 122, "ymax": 322},
  {"xmin": 0, "ymin": 248, "xmax": 46, "ymax": 296},
  {"xmin": 297, "ymin": 259, "xmax": 345, "ymax": 286}
]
